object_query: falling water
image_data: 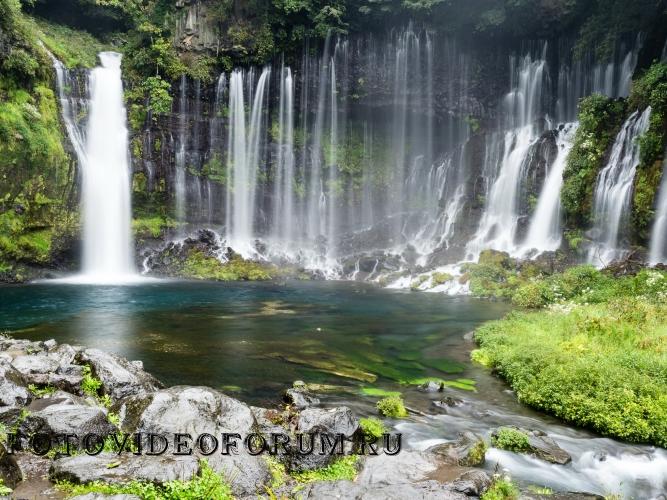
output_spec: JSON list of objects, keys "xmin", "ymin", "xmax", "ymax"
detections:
[
  {"xmin": 174, "ymin": 75, "xmax": 187, "ymax": 226},
  {"xmin": 466, "ymin": 48, "xmax": 548, "ymax": 258},
  {"xmin": 521, "ymin": 123, "xmax": 578, "ymax": 254},
  {"xmin": 588, "ymin": 107, "xmax": 652, "ymax": 265},
  {"xmin": 225, "ymin": 68, "xmax": 270, "ymax": 252},
  {"xmin": 81, "ymin": 52, "xmax": 134, "ymax": 280},
  {"xmin": 648, "ymin": 156, "xmax": 667, "ymax": 265}
]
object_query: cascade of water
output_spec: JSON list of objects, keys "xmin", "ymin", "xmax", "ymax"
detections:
[
  {"xmin": 649, "ymin": 156, "xmax": 667, "ymax": 265},
  {"xmin": 225, "ymin": 68, "xmax": 270, "ymax": 252},
  {"xmin": 588, "ymin": 107, "xmax": 652, "ymax": 265},
  {"xmin": 175, "ymin": 75, "xmax": 188, "ymax": 225},
  {"xmin": 521, "ymin": 123, "xmax": 578, "ymax": 254},
  {"xmin": 80, "ymin": 52, "xmax": 134, "ymax": 280},
  {"xmin": 466, "ymin": 48, "xmax": 548, "ymax": 259},
  {"xmin": 327, "ymin": 54, "xmax": 338, "ymax": 257}
]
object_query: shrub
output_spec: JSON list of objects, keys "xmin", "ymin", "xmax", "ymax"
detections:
[
  {"xmin": 359, "ymin": 417, "xmax": 386, "ymax": 441},
  {"xmin": 376, "ymin": 396, "xmax": 408, "ymax": 418},
  {"xmin": 511, "ymin": 282, "xmax": 553, "ymax": 308},
  {"xmin": 290, "ymin": 456, "xmax": 358, "ymax": 483},
  {"xmin": 81, "ymin": 365, "xmax": 102, "ymax": 398},
  {"xmin": 431, "ymin": 271, "xmax": 453, "ymax": 285},
  {"xmin": 481, "ymin": 476, "xmax": 520, "ymax": 500},
  {"xmin": 491, "ymin": 427, "xmax": 531, "ymax": 453}
]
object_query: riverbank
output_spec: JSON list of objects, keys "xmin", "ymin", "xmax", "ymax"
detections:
[{"xmin": 471, "ymin": 264, "xmax": 667, "ymax": 448}]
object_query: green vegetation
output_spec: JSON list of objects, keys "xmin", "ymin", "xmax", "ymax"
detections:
[
  {"xmin": 474, "ymin": 268, "xmax": 667, "ymax": 447},
  {"xmin": 464, "ymin": 439, "xmax": 488, "ymax": 466},
  {"xmin": 29, "ymin": 17, "xmax": 110, "ymax": 68},
  {"xmin": 561, "ymin": 94, "xmax": 626, "ymax": 228},
  {"xmin": 290, "ymin": 455, "xmax": 358, "ymax": 483},
  {"xmin": 431, "ymin": 271, "xmax": 453, "ymax": 286},
  {"xmin": 359, "ymin": 417, "xmax": 386, "ymax": 441},
  {"xmin": 132, "ymin": 216, "xmax": 177, "ymax": 239},
  {"xmin": 360, "ymin": 387, "xmax": 401, "ymax": 398},
  {"xmin": 376, "ymin": 395, "xmax": 408, "ymax": 418},
  {"xmin": 179, "ymin": 250, "xmax": 275, "ymax": 281},
  {"xmin": 481, "ymin": 476, "xmax": 519, "ymax": 500},
  {"xmin": 630, "ymin": 62, "xmax": 667, "ymax": 241},
  {"xmin": 491, "ymin": 427, "xmax": 531, "ymax": 453},
  {"xmin": 57, "ymin": 459, "xmax": 233, "ymax": 499},
  {"xmin": 28, "ymin": 383, "xmax": 57, "ymax": 398},
  {"xmin": 81, "ymin": 364, "xmax": 103, "ymax": 398},
  {"xmin": 0, "ymin": 478, "xmax": 12, "ymax": 496}
]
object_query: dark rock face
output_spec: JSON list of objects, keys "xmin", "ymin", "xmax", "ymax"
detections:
[
  {"xmin": 77, "ymin": 348, "xmax": 163, "ymax": 402},
  {"xmin": 50, "ymin": 452, "xmax": 200, "ymax": 484}
]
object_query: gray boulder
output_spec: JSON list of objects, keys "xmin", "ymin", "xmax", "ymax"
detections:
[
  {"xmin": 11, "ymin": 355, "xmax": 60, "ymax": 376},
  {"xmin": 117, "ymin": 386, "xmax": 270, "ymax": 497},
  {"xmin": 284, "ymin": 388, "xmax": 320, "ymax": 409},
  {"xmin": 0, "ymin": 359, "xmax": 30, "ymax": 407},
  {"xmin": 301, "ymin": 479, "xmax": 469, "ymax": 499},
  {"xmin": 77, "ymin": 348, "xmax": 162, "ymax": 401},
  {"xmin": 287, "ymin": 407, "xmax": 359, "ymax": 472},
  {"xmin": 50, "ymin": 452, "xmax": 199, "ymax": 484},
  {"xmin": 491, "ymin": 427, "xmax": 571, "ymax": 465},
  {"xmin": 451, "ymin": 470, "xmax": 492, "ymax": 496}
]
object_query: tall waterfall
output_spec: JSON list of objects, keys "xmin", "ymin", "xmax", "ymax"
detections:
[
  {"xmin": 521, "ymin": 123, "xmax": 578, "ymax": 254},
  {"xmin": 588, "ymin": 107, "xmax": 652, "ymax": 265},
  {"xmin": 81, "ymin": 52, "xmax": 134, "ymax": 280},
  {"xmin": 649, "ymin": 157, "xmax": 667, "ymax": 265},
  {"xmin": 466, "ymin": 48, "xmax": 548, "ymax": 258}
]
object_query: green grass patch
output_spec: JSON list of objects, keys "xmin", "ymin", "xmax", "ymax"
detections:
[
  {"xmin": 360, "ymin": 387, "xmax": 401, "ymax": 398},
  {"xmin": 474, "ymin": 279, "xmax": 667, "ymax": 446},
  {"xmin": 28, "ymin": 383, "xmax": 57, "ymax": 398},
  {"xmin": 491, "ymin": 427, "xmax": 531, "ymax": 453},
  {"xmin": 56, "ymin": 459, "xmax": 232, "ymax": 499},
  {"xmin": 28, "ymin": 17, "xmax": 110, "ymax": 68},
  {"xmin": 481, "ymin": 476, "xmax": 520, "ymax": 500},
  {"xmin": 403, "ymin": 377, "xmax": 477, "ymax": 392},
  {"xmin": 132, "ymin": 216, "xmax": 177, "ymax": 238},
  {"xmin": 180, "ymin": 250, "xmax": 275, "ymax": 281},
  {"xmin": 290, "ymin": 456, "xmax": 358, "ymax": 483}
]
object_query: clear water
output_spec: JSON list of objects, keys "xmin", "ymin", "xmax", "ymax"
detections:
[{"xmin": 2, "ymin": 281, "xmax": 665, "ymax": 497}]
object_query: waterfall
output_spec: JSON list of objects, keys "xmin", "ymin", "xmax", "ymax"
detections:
[
  {"xmin": 466, "ymin": 48, "xmax": 548, "ymax": 259},
  {"xmin": 225, "ymin": 67, "xmax": 270, "ymax": 253},
  {"xmin": 521, "ymin": 122, "xmax": 578, "ymax": 255},
  {"xmin": 648, "ymin": 157, "xmax": 667, "ymax": 265},
  {"xmin": 174, "ymin": 75, "xmax": 187, "ymax": 226},
  {"xmin": 78, "ymin": 52, "xmax": 134, "ymax": 281},
  {"xmin": 588, "ymin": 107, "xmax": 652, "ymax": 265}
]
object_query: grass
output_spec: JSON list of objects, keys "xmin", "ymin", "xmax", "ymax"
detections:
[
  {"xmin": 473, "ymin": 269, "xmax": 667, "ymax": 447},
  {"xmin": 359, "ymin": 387, "xmax": 401, "ymax": 398},
  {"xmin": 481, "ymin": 476, "xmax": 520, "ymax": 500},
  {"xmin": 56, "ymin": 459, "xmax": 232, "ymax": 499},
  {"xmin": 28, "ymin": 383, "xmax": 57, "ymax": 397},
  {"xmin": 0, "ymin": 478, "xmax": 11, "ymax": 496},
  {"xmin": 180, "ymin": 250, "xmax": 275, "ymax": 281},
  {"xmin": 28, "ymin": 17, "xmax": 111, "ymax": 68},
  {"xmin": 290, "ymin": 456, "xmax": 358, "ymax": 483},
  {"xmin": 132, "ymin": 216, "xmax": 177, "ymax": 239}
]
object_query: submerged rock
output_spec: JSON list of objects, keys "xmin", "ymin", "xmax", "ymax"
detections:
[
  {"xmin": 77, "ymin": 348, "xmax": 162, "ymax": 401},
  {"xmin": 49, "ymin": 453, "xmax": 200, "ymax": 484}
]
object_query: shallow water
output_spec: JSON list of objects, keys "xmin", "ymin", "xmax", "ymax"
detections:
[{"xmin": 1, "ymin": 280, "xmax": 665, "ymax": 497}]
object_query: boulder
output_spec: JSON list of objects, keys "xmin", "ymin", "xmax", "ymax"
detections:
[
  {"xmin": 300, "ymin": 479, "xmax": 469, "ymax": 499},
  {"xmin": 19, "ymin": 402, "xmax": 116, "ymax": 448},
  {"xmin": 428, "ymin": 432, "xmax": 487, "ymax": 466},
  {"xmin": 284, "ymin": 388, "xmax": 320, "ymax": 409},
  {"xmin": 0, "ymin": 359, "xmax": 30, "ymax": 407},
  {"xmin": 11, "ymin": 355, "xmax": 60, "ymax": 376},
  {"xmin": 77, "ymin": 348, "xmax": 162, "ymax": 401},
  {"xmin": 491, "ymin": 427, "xmax": 571, "ymax": 465},
  {"xmin": 287, "ymin": 406, "xmax": 359, "ymax": 472},
  {"xmin": 450, "ymin": 470, "xmax": 492, "ymax": 496},
  {"xmin": 356, "ymin": 451, "xmax": 437, "ymax": 486},
  {"xmin": 50, "ymin": 453, "xmax": 199, "ymax": 484},
  {"xmin": 117, "ymin": 386, "xmax": 270, "ymax": 496}
]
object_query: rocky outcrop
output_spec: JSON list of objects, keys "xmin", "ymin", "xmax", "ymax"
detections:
[{"xmin": 428, "ymin": 432, "xmax": 487, "ymax": 467}]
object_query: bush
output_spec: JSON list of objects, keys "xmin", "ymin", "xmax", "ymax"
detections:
[
  {"xmin": 359, "ymin": 417, "xmax": 386, "ymax": 441},
  {"xmin": 481, "ymin": 476, "xmax": 520, "ymax": 500},
  {"xmin": 376, "ymin": 396, "xmax": 408, "ymax": 418},
  {"xmin": 511, "ymin": 282, "xmax": 553, "ymax": 308},
  {"xmin": 491, "ymin": 427, "xmax": 531, "ymax": 453}
]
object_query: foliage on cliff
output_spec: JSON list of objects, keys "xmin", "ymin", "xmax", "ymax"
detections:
[
  {"xmin": 630, "ymin": 62, "xmax": 667, "ymax": 242},
  {"xmin": 0, "ymin": 0, "xmax": 76, "ymax": 274},
  {"xmin": 561, "ymin": 94, "xmax": 626, "ymax": 229}
]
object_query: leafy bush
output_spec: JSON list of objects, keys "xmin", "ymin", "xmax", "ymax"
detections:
[
  {"xmin": 359, "ymin": 417, "xmax": 386, "ymax": 441},
  {"xmin": 491, "ymin": 427, "xmax": 531, "ymax": 453},
  {"xmin": 180, "ymin": 251, "xmax": 275, "ymax": 281},
  {"xmin": 481, "ymin": 476, "xmax": 520, "ymax": 500},
  {"xmin": 376, "ymin": 395, "xmax": 408, "ymax": 418},
  {"xmin": 81, "ymin": 365, "xmax": 103, "ymax": 398},
  {"xmin": 290, "ymin": 456, "xmax": 358, "ymax": 483}
]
